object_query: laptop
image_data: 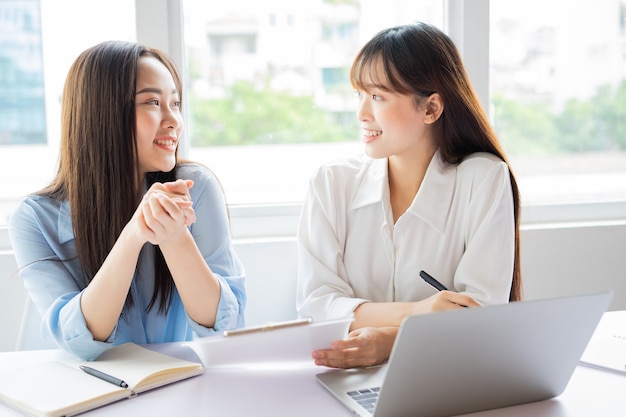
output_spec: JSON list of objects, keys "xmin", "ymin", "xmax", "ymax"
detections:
[{"xmin": 317, "ymin": 291, "xmax": 613, "ymax": 417}]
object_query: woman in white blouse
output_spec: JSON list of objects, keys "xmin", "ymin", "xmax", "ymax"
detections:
[{"xmin": 296, "ymin": 22, "xmax": 522, "ymax": 369}]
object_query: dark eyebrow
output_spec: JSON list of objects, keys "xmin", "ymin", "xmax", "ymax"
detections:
[
  {"xmin": 362, "ymin": 83, "xmax": 392, "ymax": 92},
  {"xmin": 135, "ymin": 87, "xmax": 178, "ymax": 95}
]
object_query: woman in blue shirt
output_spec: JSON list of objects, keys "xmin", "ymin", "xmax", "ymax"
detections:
[{"xmin": 9, "ymin": 41, "xmax": 246, "ymax": 360}]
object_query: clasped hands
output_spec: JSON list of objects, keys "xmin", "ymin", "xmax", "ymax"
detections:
[{"xmin": 132, "ymin": 179, "xmax": 196, "ymax": 246}]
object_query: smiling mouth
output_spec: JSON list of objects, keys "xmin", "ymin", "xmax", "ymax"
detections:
[
  {"xmin": 363, "ymin": 129, "xmax": 383, "ymax": 142},
  {"xmin": 364, "ymin": 129, "xmax": 382, "ymax": 137},
  {"xmin": 154, "ymin": 138, "xmax": 177, "ymax": 146}
]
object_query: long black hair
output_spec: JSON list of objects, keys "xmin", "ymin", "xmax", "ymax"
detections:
[{"xmin": 40, "ymin": 41, "xmax": 183, "ymax": 313}]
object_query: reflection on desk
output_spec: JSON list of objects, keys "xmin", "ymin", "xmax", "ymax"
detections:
[{"xmin": 1, "ymin": 325, "xmax": 625, "ymax": 416}]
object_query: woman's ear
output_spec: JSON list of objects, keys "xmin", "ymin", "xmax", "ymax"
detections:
[{"xmin": 424, "ymin": 93, "xmax": 444, "ymax": 124}]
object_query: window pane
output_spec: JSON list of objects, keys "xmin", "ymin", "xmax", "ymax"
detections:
[
  {"xmin": 0, "ymin": 0, "xmax": 136, "ymax": 225},
  {"xmin": 491, "ymin": 0, "xmax": 626, "ymax": 204},
  {"xmin": 183, "ymin": 0, "xmax": 444, "ymax": 205},
  {"xmin": 0, "ymin": 0, "xmax": 46, "ymax": 146}
]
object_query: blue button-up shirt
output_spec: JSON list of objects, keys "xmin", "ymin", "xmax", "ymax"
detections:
[{"xmin": 9, "ymin": 163, "xmax": 246, "ymax": 360}]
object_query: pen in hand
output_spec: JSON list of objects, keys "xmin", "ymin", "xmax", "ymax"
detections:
[
  {"xmin": 419, "ymin": 270, "xmax": 448, "ymax": 292},
  {"xmin": 80, "ymin": 365, "xmax": 129, "ymax": 388}
]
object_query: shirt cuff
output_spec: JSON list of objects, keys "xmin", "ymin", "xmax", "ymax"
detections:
[
  {"xmin": 187, "ymin": 274, "xmax": 244, "ymax": 337},
  {"xmin": 44, "ymin": 291, "xmax": 113, "ymax": 360}
]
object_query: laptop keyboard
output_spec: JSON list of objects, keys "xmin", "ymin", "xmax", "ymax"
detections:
[{"xmin": 347, "ymin": 387, "xmax": 381, "ymax": 414}]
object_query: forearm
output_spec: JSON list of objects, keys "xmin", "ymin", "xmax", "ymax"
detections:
[
  {"xmin": 352, "ymin": 301, "xmax": 425, "ymax": 330},
  {"xmin": 353, "ymin": 292, "xmax": 481, "ymax": 331},
  {"xmin": 160, "ymin": 229, "xmax": 221, "ymax": 328},
  {"xmin": 80, "ymin": 226, "xmax": 145, "ymax": 341}
]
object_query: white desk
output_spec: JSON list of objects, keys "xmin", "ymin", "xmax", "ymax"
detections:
[
  {"xmin": 1, "ymin": 315, "xmax": 625, "ymax": 417},
  {"xmin": 0, "ymin": 347, "xmax": 624, "ymax": 417}
]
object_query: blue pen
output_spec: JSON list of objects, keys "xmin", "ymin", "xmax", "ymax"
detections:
[{"xmin": 419, "ymin": 270, "xmax": 448, "ymax": 291}]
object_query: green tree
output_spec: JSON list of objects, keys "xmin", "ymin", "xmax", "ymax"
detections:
[
  {"xmin": 492, "ymin": 94, "xmax": 559, "ymax": 155},
  {"xmin": 589, "ymin": 80, "xmax": 626, "ymax": 150},
  {"xmin": 190, "ymin": 78, "xmax": 626, "ymax": 153},
  {"xmin": 555, "ymin": 81, "xmax": 626, "ymax": 152},
  {"xmin": 190, "ymin": 80, "xmax": 357, "ymax": 146},
  {"xmin": 493, "ymin": 78, "xmax": 626, "ymax": 155},
  {"xmin": 555, "ymin": 98, "xmax": 598, "ymax": 152}
]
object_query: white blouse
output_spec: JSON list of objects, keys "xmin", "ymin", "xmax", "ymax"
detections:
[{"xmin": 296, "ymin": 151, "xmax": 515, "ymax": 321}]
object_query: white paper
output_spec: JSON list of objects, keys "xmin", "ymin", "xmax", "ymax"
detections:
[
  {"xmin": 184, "ymin": 316, "xmax": 353, "ymax": 367},
  {"xmin": 579, "ymin": 310, "xmax": 626, "ymax": 375}
]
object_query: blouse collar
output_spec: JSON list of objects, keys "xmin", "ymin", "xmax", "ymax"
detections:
[{"xmin": 350, "ymin": 150, "xmax": 456, "ymax": 234}]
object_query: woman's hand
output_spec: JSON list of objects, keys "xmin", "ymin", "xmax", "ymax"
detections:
[
  {"xmin": 414, "ymin": 290, "xmax": 482, "ymax": 313},
  {"xmin": 313, "ymin": 293, "xmax": 483, "ymax": 369},
  {"xmin": 145, "ymin": 179, "xmax": 196, "ymax": 226},
  {"xmin": 130, "ymin": 179, "xmax": 196, "ymax": 245},
  {"xmin": 312, "ymin": 327, "xmax": 398, "ymax": 369}
]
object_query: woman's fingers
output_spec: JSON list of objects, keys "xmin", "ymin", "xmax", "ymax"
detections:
[{"xmin": 140, "ymin": 193, "xmax": 193, "ymax": 243}]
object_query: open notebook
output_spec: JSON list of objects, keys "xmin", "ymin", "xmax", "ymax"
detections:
[
  {"xmin": 317, "ymin": 292, "xmax": 613, "ymax": 417},
  {"xmin": 0, "ymin": 343, "xmax": 203, "ymax": 417}
]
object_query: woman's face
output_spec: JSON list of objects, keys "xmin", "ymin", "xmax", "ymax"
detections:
[
  {"xmin": 355, "ymin": 60, "xmax": 435, "ymax": 160},
  {"xmin": 135, "ymin": 56, "xmax": 183, "ymax": 177}
]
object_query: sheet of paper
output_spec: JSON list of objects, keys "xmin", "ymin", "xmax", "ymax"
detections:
[
  {"xmin": 579, "ymin": 310, "xmax": 626, "ymax": 375},
  {"xmin": 185, "ymin": 316, "xmax": 353, "ymax": 367}
]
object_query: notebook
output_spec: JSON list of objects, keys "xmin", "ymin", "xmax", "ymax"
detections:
[
  {"xmin": 0, "ymin": 342, "xmax": 204, "ymax": 417},
  {"xmin": 317, "ymin": 291, "xmax": 613, "ymax": 417}
]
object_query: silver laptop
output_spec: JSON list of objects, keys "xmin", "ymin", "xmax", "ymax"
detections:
[{"xmin": 317, "ymin": 291, "xmax": 613, "ymax": 417}]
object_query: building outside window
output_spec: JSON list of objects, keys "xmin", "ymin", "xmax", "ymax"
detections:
[{"xmin": 0, "ymin": 0, "xmax": 46, "ymax": 145}]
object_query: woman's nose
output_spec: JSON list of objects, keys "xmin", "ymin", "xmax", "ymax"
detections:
[
  {"xmin": 357, "ymin": 97, "xmax": 371, "ymax": 122},
  {"xmin": 162, "ymin": 106, "xmax": 181, "ymax": 129}
]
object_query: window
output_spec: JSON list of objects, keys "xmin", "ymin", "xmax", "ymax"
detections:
[
  {"xmin": 182, "ymin": 0, "xmax": 445, "ymax": 206},
  {"xmin": 1, "ymin": 0, "xmax": 624, "ymax": 230},
  {"xmin": 0, "ymin": 0, "xmax": 136, "ymax": 225},
  {"xmin": 0, "ymin": 0, "xmax": 46, "ymax": 146},
  {"xmin": 490, "ymin": 0, "xmax": 626, "ymax": 206}
]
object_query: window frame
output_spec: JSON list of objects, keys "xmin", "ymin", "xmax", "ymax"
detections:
[{"xmin": 135, "ymin": 0, "xmax": 626, "ymax": 240}]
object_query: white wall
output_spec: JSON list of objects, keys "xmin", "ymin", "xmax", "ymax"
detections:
[
  {"xmin": 236, "ymin": 238, "xmax": 299, "ymax": 325},
  {"xmin": 0, "ymin": 251, "xmax": 27, "ymax": 352},
  {"xmin": 2, "ymin": 221, "xmax": 625, "ymax": 352}
]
